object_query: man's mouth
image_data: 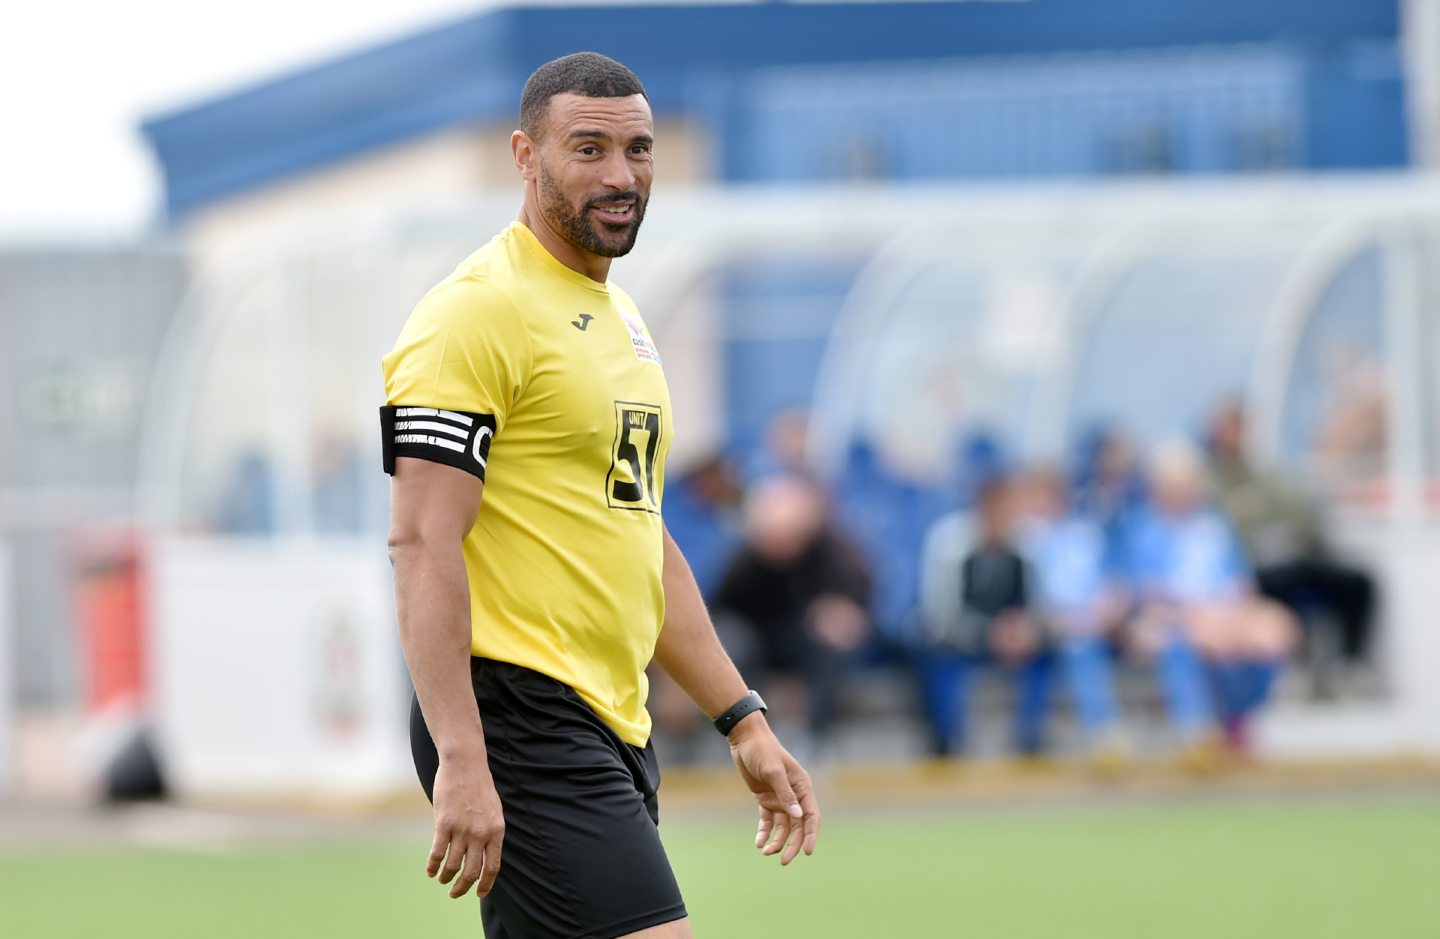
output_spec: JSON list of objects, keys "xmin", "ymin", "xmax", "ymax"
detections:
[{"xmin": 589, "ymin": 200, "xmax": 636, "ymax": 223}]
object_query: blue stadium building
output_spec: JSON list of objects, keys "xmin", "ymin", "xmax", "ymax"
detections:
[{"xmin": 144, "ymin": 0, "xmax": 1407, "ymax": 219}]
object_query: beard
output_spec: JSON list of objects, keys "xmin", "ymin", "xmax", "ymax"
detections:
[{"xmin": 538, "ymin": 159, "xmax": 647, "ymax": 258}]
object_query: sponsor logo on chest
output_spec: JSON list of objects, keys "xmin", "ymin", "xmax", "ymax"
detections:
[{"xmin": 620, "ymin": 311, "xmax": 662, "ymax": 365}]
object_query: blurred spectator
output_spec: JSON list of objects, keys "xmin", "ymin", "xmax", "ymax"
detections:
[
  {"xmin": 312, "ymin": 435, "xmax": 366, "ymax": 534},
  {"xmin": 1129, "ymin": 441, "xmax": 1297, "ymax": 756},
  {"xmin": 1018, "ymin": 469, "xmax": 1128, "ymax": 763},
  {"xmin": 836, "ymin": 438, "xmax": 954, "ymax": 644},
  {"xmin": 951, "ymin": 429, "xmax": 1011, "ymax": 510},
  {"xmin": 1071, "ymin": 426, "xmax": 1147, "ymax": 571},
  {"xmin": 744, "ymin": 408, "xmax": 813, "ymax": 481},
  {"xmin": 1207, "ymin": 401, "xmax": 1376, "ymax": 681},
  {"xmin": 214, "ymin": 449, "xmax": 279, "ymax": 534},
  {"xmin": 834, "ymin": 440, "xmax": 913, "ymax": 641},
  {"xmin": 662, "ymin": 453, "xmax": 744, "ymax": 600},
  {"xmin": 1313, "ymin": 344, "xmax": 1388, "ymax": 484},
  {"xmin": 711, "ymin": 474, "xmax": 872, "ymax": 749},
  {"xmin": 918, "ymin": 477, "xmax": 1053, "ymax": 758}
]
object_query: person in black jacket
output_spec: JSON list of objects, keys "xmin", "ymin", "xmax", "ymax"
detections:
[
  {"xmin": 1206, "ymin": 401, "xmax": 1375, "ymax": 692},
  {"xmin": 712, "ymin": 474, "xmax": 872, "ymax": 749},
  {"xmin": 919, "ymin": 476, "xmax": 1054, "ymax": 757}
]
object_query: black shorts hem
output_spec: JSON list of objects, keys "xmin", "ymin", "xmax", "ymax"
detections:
[{"xmin": 589, "ymin": 902, "xmax": 689, "ymax": 939}]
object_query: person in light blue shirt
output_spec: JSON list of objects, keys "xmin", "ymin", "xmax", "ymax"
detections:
[
  {"xmin": 1128, "ymin": 441, "xmax": 1297, "ymax": 756},
  {"xmin": 1018, "ymin": 469, "xmax": 1127, "ymax": 761}
]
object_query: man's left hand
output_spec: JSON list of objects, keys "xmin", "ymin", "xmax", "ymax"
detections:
[{"xmin": 727, "ymin": 715, "xmax": 820, "ymax": 865}]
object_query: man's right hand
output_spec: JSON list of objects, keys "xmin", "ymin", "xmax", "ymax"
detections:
[{"xmin": 427, "ymin": 754, "xmax": 506, "ymax": 899}]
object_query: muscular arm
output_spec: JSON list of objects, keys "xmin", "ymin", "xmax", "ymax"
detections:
[
  {"xmin": 388, "ymin": 457, "xmax": 504, "ymax": 898},
  {"xmin": 653, "ymin": 526, "xmax": 820, "ymax": 864},
  {"xmin": 390, "ymin": 458, "xmax": 484, "ymax": 761}
]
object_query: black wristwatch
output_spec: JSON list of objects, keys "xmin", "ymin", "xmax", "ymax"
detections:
[{"xmin": 713, "ymin": 690, "xmax": 767, "ymax": 736}]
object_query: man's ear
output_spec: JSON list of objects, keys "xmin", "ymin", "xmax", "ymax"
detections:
[{"xmin": 512, "ymin": 130, "xmax": 538, "ymax": 181}]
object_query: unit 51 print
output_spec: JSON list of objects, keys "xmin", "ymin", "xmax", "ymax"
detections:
[{"xmin": 606, "ymin": 401, "xmax": 662, "ymax": 513}]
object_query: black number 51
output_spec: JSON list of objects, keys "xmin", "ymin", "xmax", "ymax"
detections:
[{"xmin": 606, "ymin": 401, "xmax": 663, "ymax": 513}]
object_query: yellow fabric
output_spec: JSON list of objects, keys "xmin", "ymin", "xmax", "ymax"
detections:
[{"xmin": 383, "ymin": 222, "xmax": 673, "ymax": 745}]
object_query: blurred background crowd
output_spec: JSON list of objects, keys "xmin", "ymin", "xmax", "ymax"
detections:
[
  {"xmin": 3, "ymin": 0, "xmax": 1440, "ymax": 805},
  {"xmin": 657, "ymin": 399, "xmax": 1377, "ymax": 771}
]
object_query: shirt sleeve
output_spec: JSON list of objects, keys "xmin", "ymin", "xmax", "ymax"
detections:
[
  {"xmin": 379, "ymin": 276, "xmax": 533, "ymax": 479},
  {"xmin": 382, "ymin": 276, "xmax": 532, "ymax": 425}
]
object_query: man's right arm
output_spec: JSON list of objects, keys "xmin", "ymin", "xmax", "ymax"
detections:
[{"xmin": 388, "ymin": 456, "xmax": 504, "ymax": 899}]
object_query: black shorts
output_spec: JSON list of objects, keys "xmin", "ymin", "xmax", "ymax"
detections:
[{"xmin": 410, "ymin": 658, "xmax": 687, "ymax": 939}]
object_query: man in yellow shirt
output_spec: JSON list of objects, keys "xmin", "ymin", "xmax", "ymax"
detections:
[{"xmin": 382, "ymin": 52, "xmax": 820, "ymax": 939}]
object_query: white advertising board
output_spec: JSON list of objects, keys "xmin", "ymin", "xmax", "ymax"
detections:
[
  {"xmin": 149, "ymin": 536, "xmax": 412, "ymax": 800},
  {"xmin": 1258, "ymin": 525, "xmax": 1440, "ymax": 758}
]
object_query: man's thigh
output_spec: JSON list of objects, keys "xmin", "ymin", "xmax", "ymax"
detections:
[
  {"xmin": 618, "ymin": 917, "xmax": 693, "ymax": 939},
  {"xmin": 483, "ymin": 915, "xmax": 692, "ymax": 939}
]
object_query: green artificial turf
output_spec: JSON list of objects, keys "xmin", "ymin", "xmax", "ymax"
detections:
[{"xmin": 4, "ymin": 797, "xmax": 1437, "ymax": 938}]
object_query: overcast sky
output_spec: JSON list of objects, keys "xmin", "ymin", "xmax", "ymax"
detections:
[{"xmin": 0, "ymin": 0, "xmax": 493, "ymax": 236}]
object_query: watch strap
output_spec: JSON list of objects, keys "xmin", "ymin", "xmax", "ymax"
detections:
[{"xmin": 713, "ymin": 690, "xmax": 767, "ymax": 736}]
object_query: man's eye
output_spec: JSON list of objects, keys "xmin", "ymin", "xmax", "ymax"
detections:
[{"xmin": 580, "ymin": 146, "xmax": 599, "ymax": 156}]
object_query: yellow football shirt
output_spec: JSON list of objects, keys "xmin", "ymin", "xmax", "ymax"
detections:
[{"xmin": 382, "ymin": 222, "xmax": 673, "ymax": 745}]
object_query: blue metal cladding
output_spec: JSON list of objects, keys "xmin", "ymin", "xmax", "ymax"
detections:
[
  {"xmin": 1303, "ymin": 40, "xmax": 1409, "ymax": 170},
  {"xmin": 726, "ymin": 42, "xmax": 1404, "ymax": 182},
  {"xmin": 141, "ymin": 0, "xmax": 1403, "ymax": 218}
]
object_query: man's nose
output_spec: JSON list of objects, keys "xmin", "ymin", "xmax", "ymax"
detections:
[{"xmin": 598, "ymin": 150, "xmax": 636, "ymax": 190}]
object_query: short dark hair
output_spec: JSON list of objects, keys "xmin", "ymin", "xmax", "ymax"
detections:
[{"xmin": 520, "ymin": 52, "xmax": 647, "ymax": 140}]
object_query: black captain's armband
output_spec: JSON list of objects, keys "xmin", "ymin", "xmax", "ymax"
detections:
[{"xmin": 380, "ymin": 406, "xmax": 496, "ymax": 481}]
